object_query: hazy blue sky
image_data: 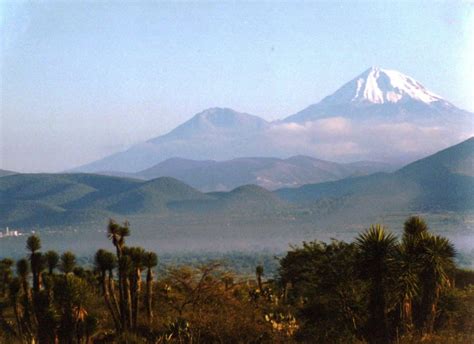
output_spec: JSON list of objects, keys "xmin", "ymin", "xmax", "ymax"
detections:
[{"xmin": 1, "ymin": 1, "xmax": 473, "ymax": 172}]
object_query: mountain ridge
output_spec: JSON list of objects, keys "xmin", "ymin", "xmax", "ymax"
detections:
[
  {"xmin": 277, "ymin": 137, "xmax": 474, "ymax": 212},
  {"xmin": 129, "ymin": 155, "xmax": 395, "ymax": 191},
  {"xmin": 65, "ymin": 67, "xmax": 473, "ymax": 173},
  {"xmin": 1, "ymin": 138, "xmax": 472, "ymax": 229}
]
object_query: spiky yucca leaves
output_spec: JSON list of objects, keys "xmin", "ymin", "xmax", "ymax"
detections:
[
  {"xmin": 400, "ymin": 216, "xmax": 456, "ymax": 335},
  {"xmin": 26, "ymin": 235, "xmax": 41, "ymax": 253},
  {"xmin": 393, "ymin": 244, "xmax": 420, "ymax": 333},
  {"xmin": 418, "ymin": 233, "xmax": 455, "ymax": 335},
  {"xmin": 356, "ymin": 224, "xmax": 398, "ymax": 344},
  {"xmin": 107, "ymin": 219, "xmax": 130, "ymax": 259},
  {"xmin": 26, "ymin": 235, "xmax": 42, "ymax": 293},
  {"xmin": 44, "ymin": 250, "xmax": 60, "ymax": 275},
  {"xmin": 60, "ymin": 251, "xmax": 76, "ymax": 276},
  {"xmin": 395, "ymin": 216, "xmax": 429, "ymax": 332},
  {"xmin": 53, "ymin": 274, "xmax": 92, "ymax": 343},
  {"xmin": 403, "ymin": 216, "xmax": 429, "ymax": 238}
]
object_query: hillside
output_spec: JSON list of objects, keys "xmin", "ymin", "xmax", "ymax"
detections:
[
  {"xmin": 277, "ymin": 137, "xmax": 474, "ymax": 212},
  {"xmin": 131, "ymin": 156, "xmax": 394, "ymax": 191},
  {"xmin": 0, "ymin": 173, "xmax": 288, "ymax": 227},
  {"xmin": 1, "ymin": 138, "xmax": 472, "ymax": 231},
  {"xmin": 0, "ymin": 169, "xmax": 17, "ymax": 177}
]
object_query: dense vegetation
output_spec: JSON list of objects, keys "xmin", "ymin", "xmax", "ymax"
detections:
[{"xmin": 0, "ymin": 217, "xmax": 473, "ymax": 343}]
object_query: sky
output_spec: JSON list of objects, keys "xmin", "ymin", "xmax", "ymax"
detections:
[{"xmin": 1, "ymin": 1, "xmax": 473, "ymax": 172}]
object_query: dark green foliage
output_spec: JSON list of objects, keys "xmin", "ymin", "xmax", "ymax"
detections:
[
  {"xmin": 280, "ymin": 240, "xmax": 366, "ymax": 342},
  {"xmin": 279, "ymin": 218, "xmax": 472, "ymax": 343},
  {"xmin": 0, "ymin": 216, "xmax": 473, "ymax": 343},
  {"xmin": 44, "ymin": 250, "xmax": 60, "ymax": 274},
  {"xmin": 355, "ymin": 225, "xmax": 398, "ymax": 343},
  {"xmin": 60, "ymin": 251, "xmax": 76, "ymax": 274}
]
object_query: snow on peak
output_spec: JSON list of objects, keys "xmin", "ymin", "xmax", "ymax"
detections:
[{"xmin": 324, "ymin": 67, "xmax": 446, "ymax": 105}]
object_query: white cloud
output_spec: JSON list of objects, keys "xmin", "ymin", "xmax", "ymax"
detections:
[{"xmin": 264, "ymin": 116, "xmax": 473, "ymax": 163}]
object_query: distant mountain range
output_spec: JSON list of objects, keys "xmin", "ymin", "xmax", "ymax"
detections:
[
  {"xmin": 99, "ymin": 156, "xmax": 395, "ymax": 191},
  {"xmin": 1, "ymin": 138, "xmax": 472, "ymax": 229},
  {"xmin": 73, "ymin": 67, "xmax": 473, "ymax": 173}
]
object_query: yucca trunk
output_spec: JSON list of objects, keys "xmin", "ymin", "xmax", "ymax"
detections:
[
  {"xmin": 131, "ymin": 268, "xmax": 142, "ymax": 329},
  {"xmin": 145, "ymin": 268, "xmax": 154, "ymax": 324},
  {"xmin": 20, "ymin": 279, "xmax": 34, "ymax": 338},
  {"xmin": 31, "ymin": 253, "xmax": 42, "ymax": 293},
  {"xmin": 108, "ymin": 270, "xmax": 121, "ymax": 326},
  {"xmin": 423, "ymin": 286, "xmax": 441, "ymax": 336},
  {"xmin": 368, "ymin": 276, "xmax": 388, "ymax": 344},
  {"xmin": 402, "ymin": 295, "xmax": 413, "ymax": 331},
  {"xmin": 120, "ymin": 271, "xmax": 132, "ymax": 331},
  {"xmin": 100, "ymin": 271, "xmax": 121, "ymax": 332},
  {"xmin": 117, "ymin": 262, "xmax": 129, "ymax": 332}
]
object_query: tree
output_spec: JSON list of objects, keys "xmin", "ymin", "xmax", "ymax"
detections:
[
  {"xmin": 126, "ymin": 246, "xmax": 145, "ymax": 329},
  {"xmin": 396, "ymin": 216, "xmax": 429, "ymax": 332},
  {"xmin": 107, "ymin": 218, "xmax": 131, "ymax": 332},
  {"xmin": 107, "ymin": 219, "xmax": 130, "ymax": 259},
  {"xmin": 44, "ymin": 250, "xmax": 60, "ymax": 275},
  {"xmin": 403, "ymin": 216, "xmax": 428, "ymax": 238},
  {"xmin": 60, "ymin": 251, "xmax": 76, "ymax": 276},
  {"xmin": 15, "ymin": 258, "xmax": 33, "ymax": 339},
  {"xmin": 418, "ymin": 234, "xmax": 455, "ymax": 335},
  {"xmin": 279, "ymin": 240, "xmax": 365, "ymax": 342},
  {"xmin": 118, "ymin": 254, "xmax": 133, "ymax": 331},
  {"xmin": 143, "ymin": 251, "xmax": 158, "ymax": 325},
  {"xmin": 94, "ymin": 249, "xmax": 121, "ymax": 332},
  {"xmin": 26, "ymin": 235, "xmax": 42, "ymax": 292},
  {"xmin": 53, "ymin": 275, "xmax": 91, "ymax": 343},
  {"xmin": 355, "ymin": 225, "xmax": 398, "ymax": 344}
]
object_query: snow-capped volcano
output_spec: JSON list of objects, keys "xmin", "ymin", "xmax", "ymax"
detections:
[
  {"xmin": 330, "ymin": 67, "xmax": 445, "ymax": 105},
  {"xmin": 73, "ymin": 67, "xmax": 472, "ymax": 173},
  {"xmin": 284, "ymin": 67, "xmax": 461, "ymax": 122}
]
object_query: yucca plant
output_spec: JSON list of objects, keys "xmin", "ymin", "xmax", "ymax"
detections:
[
  {"xmin": 418, "ymin": 233, "xmax": 455, "ymax": 335},
  {"xmin": 356, "ymin": 224, "xmax": 398, "ymax": 343},
  {"xmin": 44, "ymin": 250, "xmax": 60, "ymax": 275},
  {"xmin": 26, "ymin": 235, "xmax": 42, "ymax": 293},
  {"xmin": 143, "ymin": 251, "xmax": 158, "ymax": 325},
  {"xmin": 95, "ymin": 249, "xmax": 121, "ymax": 332}
]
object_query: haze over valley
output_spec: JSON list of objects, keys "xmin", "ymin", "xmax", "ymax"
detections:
[{"xmin": 1, "ymin": 137, "xmax": 473, "ymax": 261}]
